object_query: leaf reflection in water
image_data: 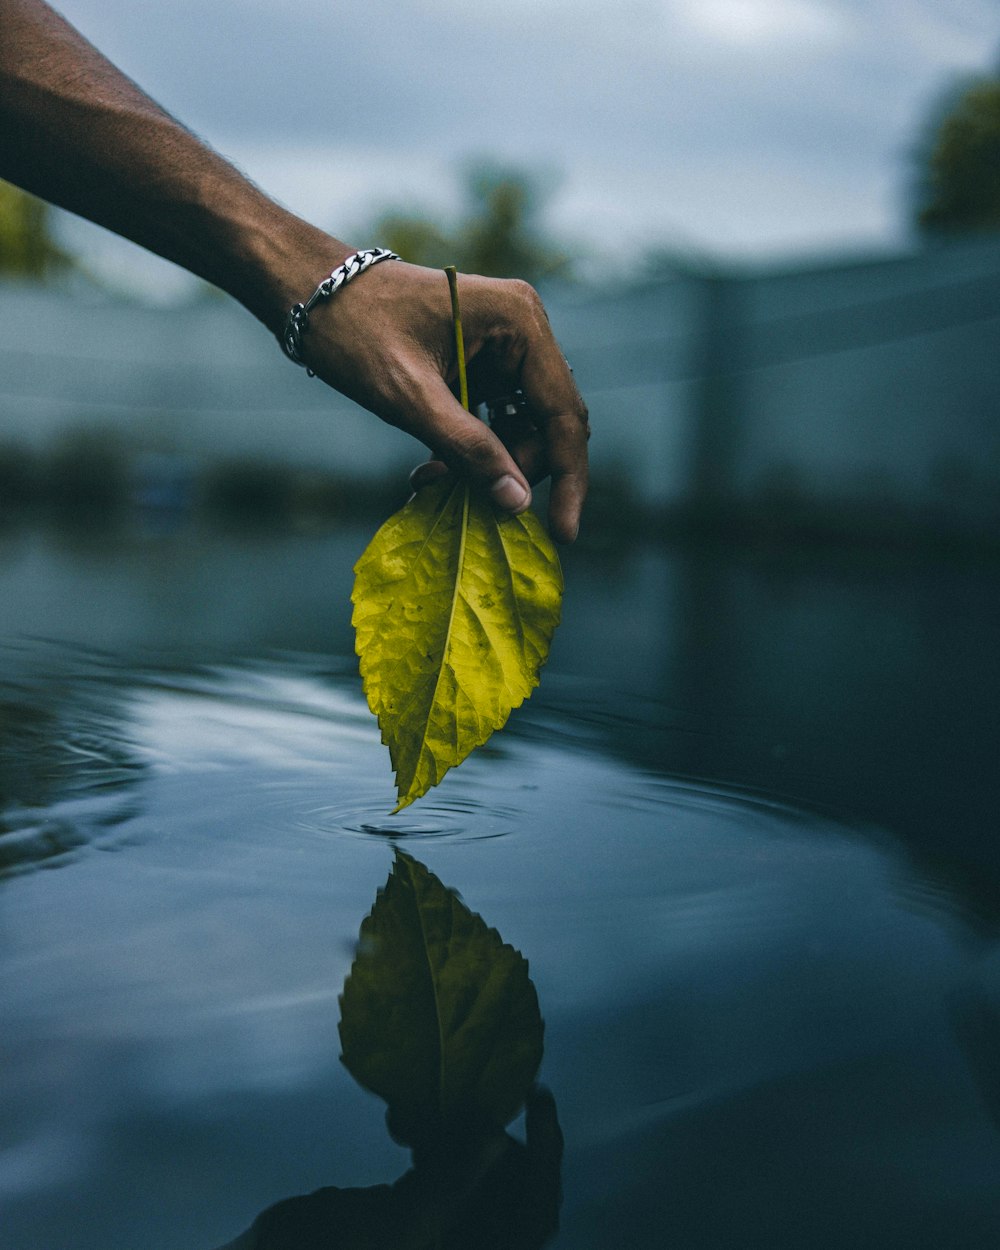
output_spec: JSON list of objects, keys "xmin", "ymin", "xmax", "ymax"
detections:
[{"xmin": 217, "ymin": 852, "xmax": 562, "ymax": 1250}]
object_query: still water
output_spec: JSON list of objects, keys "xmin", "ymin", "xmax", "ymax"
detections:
[{"xmin": 2, "ymin": 519, "xmax": 1000, "ymax": 1248}]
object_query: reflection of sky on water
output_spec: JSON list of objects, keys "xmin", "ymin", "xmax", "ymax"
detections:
[
  {"xmin": 2, "ymin": 654, "xmax": 1000, "ymax": 1247},
  {"xmin": 2, "ymin": 523, "xmax": 1000, "ymax": 1246}
]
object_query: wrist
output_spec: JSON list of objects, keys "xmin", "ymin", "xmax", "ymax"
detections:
[{"xmin": 215, "ymin": 202, "xmax": 357, "ymax": 338}]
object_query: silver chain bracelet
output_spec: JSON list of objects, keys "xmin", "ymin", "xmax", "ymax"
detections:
[{"xmin": 281, "ymin": 247, "xmax": 399, "ymax": 375}]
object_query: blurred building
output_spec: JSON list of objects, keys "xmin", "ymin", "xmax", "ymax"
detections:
[
  {"xmin": 561, "ymin": 236, "xmax": 1000, "ymax": 541},
  {"xmin": 2, "ymin": 236, "xmax": 1000, "ymax": 541},
  {"xmin": 0, "ymin": 283, "xmax": 417, "ymax": 485}
]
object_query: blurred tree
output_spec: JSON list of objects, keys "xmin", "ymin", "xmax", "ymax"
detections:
[
  {"xmin": 0, "ymin": 180, "xmax": 73, "ymax": 279},
  {"xmin": 373, "ymin": 213, "xmax": 454, "ymax": 272},
  {"xmin": 914, "ymin": 77, "xmax": 1000, "ymax": 236},
  {"xmin": 371, "ymin": 162, "xmax": 574, "ymax": 286}
]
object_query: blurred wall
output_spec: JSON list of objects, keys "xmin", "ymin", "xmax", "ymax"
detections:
[
  {"xmin": 0, "ymin": 286, "xmax": 420, "ymax": 480},
  {"xmin": 2, "ymin": 237, "xmax": 1000, "ymax": 537},
  {"xmin": 563, "ymin": 238, "xmax": 1000, "ymax": 537},
  {"xmin": 732, "ymin": 241, "xmax": 1000, "ymax": 536}
]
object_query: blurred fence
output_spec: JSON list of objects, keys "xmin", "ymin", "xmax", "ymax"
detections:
[
  {"xmin": 0, "ymin": 284, "xmax": 416, "ymax": 479},
  {"xmin": 2, "ymin": 236, "xmax": 1000, "ymax": 541},
  {"xmin": 560, "ymin": 237, "xmax": 1000, "ymax": 540}
]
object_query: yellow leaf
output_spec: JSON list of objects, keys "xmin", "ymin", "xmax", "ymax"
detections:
[
  {"xmin": 351, "ymin": 477, "xmax": 562, "ymax": 810},
  {"xmin": 339, "ymin": 851, "xmax": 544, "ymax": 1145}
]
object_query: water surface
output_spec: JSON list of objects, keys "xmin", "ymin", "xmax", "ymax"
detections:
[{"xmin": 2, "ymin": 522, "xmax": 1000, "ymax": 1247}]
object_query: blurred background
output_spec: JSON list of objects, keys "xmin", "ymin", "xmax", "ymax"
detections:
[
  {"xmin": 6, "ymin": 8, "xmax": 1000, "ymax": 1247},
  {"xmin": 0, "ymin": 0, "xmax": 997, "ymax": 898},
  {"xmin": 1, "ymin": 0, "xmax": 1000, "ymax": 550}
]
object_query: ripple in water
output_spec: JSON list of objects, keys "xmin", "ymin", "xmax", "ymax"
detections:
[{"xmin": 296, "ymin": 797, "xmax": 518, "ymax": 843}]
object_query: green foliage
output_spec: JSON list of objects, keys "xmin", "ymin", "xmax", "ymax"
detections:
[
  {"xmin": 374, "ymin": 213, "xmax": 455, "ymax": 272},
  {"xmin": 0, "ymin": 180, "xmax": 72, "ymax": 279},
  {"xmin": 371, "ymin": 162, "xmax": 573, "ymax": 285},
  {"xmin": 339, "ymin": 852, "xmax": 545, "ymax": 1149},
  {"xmin": 915, "ymin": 77, "xmax": 1000, "ymax": 235}
]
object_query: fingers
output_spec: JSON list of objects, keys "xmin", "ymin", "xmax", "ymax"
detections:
[
  {"xmin": 490, "ymin": 281, "xmax": 590, "ymax": 543},
  {"xmin": 409, "ymin": 459, "xmax": 449, "ymax": 492},
  {"xmin": 305, "ymin": 261, "xmax": 588, "ymax": 539},
  {"xmin": 410, "ymin": 392, "xmax": 580, "ymax": 542},
  {"xmin": 537, "ymin": 409, "xmax": 590, "ymax": 544},
  {"xmin": 521, "ymin": 381, "xmax": 589, "ymax": 540},
  {"xmin": 486, "ymin": 403, "xmax": 547, "ymax": 486},
  {"xmin": 409, "ymin": 439, "xmax": 546, "ymax": 496},
  {"xmin": 398, "ymin": 372, "xmax": 533, "ymax": 515},
  {"xmin": 411, "ymin": 400, "xmax": 545, "ymax": 497}
]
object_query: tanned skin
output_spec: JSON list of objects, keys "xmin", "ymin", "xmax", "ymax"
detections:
[{"xmin": 0, "ymin": 0, "xmax": 589, "ymax": 540}]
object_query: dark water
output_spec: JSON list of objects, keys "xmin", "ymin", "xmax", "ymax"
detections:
[{"xmin": 3, "ymin": 520, "xmax": 1000, "ymax": 1248}]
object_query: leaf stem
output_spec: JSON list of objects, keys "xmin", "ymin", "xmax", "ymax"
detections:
[{"xmin": 444, "ymin": 265, "xmax": 470, "ymax": 413}]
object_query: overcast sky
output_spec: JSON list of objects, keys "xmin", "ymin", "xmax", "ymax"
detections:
[{"xmin": 50, "ymin": 0, "xmax": 1000, "ymax": 289}]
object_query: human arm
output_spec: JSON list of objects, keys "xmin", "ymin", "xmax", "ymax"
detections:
[{"xmin": 0, "ymin": 0, "xmax": 588, "ymax": 540}]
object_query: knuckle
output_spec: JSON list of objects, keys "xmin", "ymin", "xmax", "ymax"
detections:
[
  {"xmin": 504, "ymin": 277, "xmax": 545, "ymax": 317},
  {"xmin": 508, "ymin": 277, "xmax": 541, "ymax": 304},
  {"xmin": 554, "ymin": 404, "xmax": 590, "ymax": 444}
]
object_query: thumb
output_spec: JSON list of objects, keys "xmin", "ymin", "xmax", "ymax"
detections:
[{"xmin": 407, "ymin": 376, "xmax": 532, "ymax": 515}]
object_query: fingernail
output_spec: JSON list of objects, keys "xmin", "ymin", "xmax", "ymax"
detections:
[{"xmin": 491, "ymin": 475, "xmax": 530, "ymax": 512}]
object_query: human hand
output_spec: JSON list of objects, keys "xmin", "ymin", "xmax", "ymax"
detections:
[
  {"xmin": 295, "ymin": 259, "xmax": 589, "ymax": 543},
  {"xmin": 0, "ymin": 5, "xmax": 588, "ymax": 535}
]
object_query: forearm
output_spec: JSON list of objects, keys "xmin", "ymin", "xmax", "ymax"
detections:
[
  {"xmin": 0, "ymin": 0, "xmax": 588, "ymax": 537},
  {"xmin": 0, "ymin": 0, "xmax": 347, "ymax": 330}
]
